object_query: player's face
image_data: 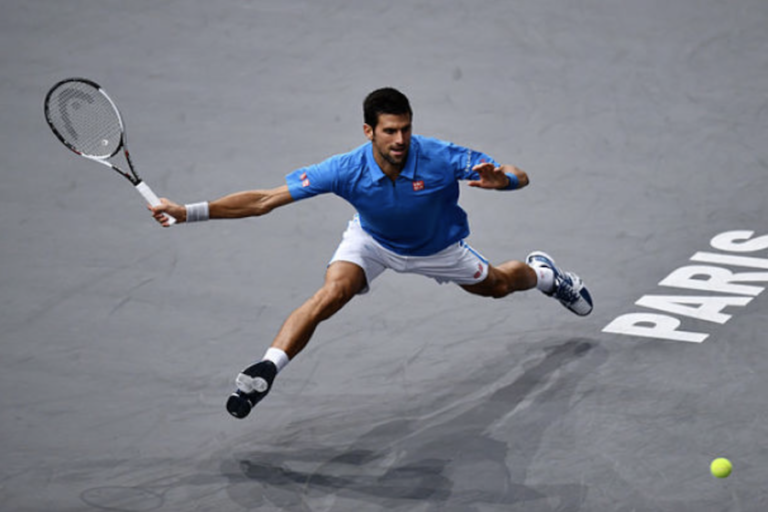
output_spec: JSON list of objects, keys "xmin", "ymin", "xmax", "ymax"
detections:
[{"xmin": 365, "ymin": 113, "xmax": 412, "ymax": 170}]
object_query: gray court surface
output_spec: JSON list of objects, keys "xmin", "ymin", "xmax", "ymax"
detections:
[{"xmin": 2, "ymin": 1, "xmax": 768, "ymax": 510}]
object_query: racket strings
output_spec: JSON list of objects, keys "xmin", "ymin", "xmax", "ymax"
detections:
[{"xmin": 46, "ymin": 82, "xmax": 123, "ymax": 158}]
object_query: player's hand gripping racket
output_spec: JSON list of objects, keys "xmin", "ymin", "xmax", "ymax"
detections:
[{"xmin": 44, "ymin": 78, "xmax": 176, "ymax": 225}]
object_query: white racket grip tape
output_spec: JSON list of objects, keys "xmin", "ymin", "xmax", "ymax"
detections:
[{"xmin": 135, "ymin": 181, "xmax": 177, "ymax": 226}]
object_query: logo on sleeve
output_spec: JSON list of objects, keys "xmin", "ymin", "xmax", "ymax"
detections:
[
  {"xmin": 412, "ymin": 180, "xmax": 425, "ymax": 191},
  {"xmin": 302, "ymin": 179, "xmax": 310, "ymax": 187}
]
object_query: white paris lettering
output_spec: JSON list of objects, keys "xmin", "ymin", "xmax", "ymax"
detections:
[{"xmin": 603, "ymin": 230, "xmax": 768, "ymax": 343}]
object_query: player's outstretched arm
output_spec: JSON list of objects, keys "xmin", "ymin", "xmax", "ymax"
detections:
[
  {"xmin": 467, "ymin": 163, "xmax": 529, "ymax": 190},
  {"xmin": 149, "ymin": 185, "xmax": 294, "ymax": 227},
  {"xmin": 209, "ymin": 185, "xmax": 295, "ymax": 218}
]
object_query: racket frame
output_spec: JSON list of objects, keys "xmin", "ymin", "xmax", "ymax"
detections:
[{"xmin": 44, "ymin": 78, "xmax": 175, "ymax": 224}]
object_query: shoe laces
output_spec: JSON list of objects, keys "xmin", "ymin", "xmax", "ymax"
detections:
[{"xmin": 554, "ymin": 274, "xmax": 580, "ymax": 304}]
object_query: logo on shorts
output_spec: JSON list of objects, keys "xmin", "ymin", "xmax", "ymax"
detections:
[
  {"xmin": 474, "ymin": 263, "xmax": 484, "ymax": 279},
  {"xmin": 413, "ymin": 180, "xmax": 425, "ymax": 191},
  {"xmin": 300, "ymin": 172, "xmax": 307, "ymax": 180},
  {"xmin": 302, "ymin": 178, "xmax": 310, "ymax": 187}
]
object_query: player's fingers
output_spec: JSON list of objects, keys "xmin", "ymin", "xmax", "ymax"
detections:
[
  {"xmin": 147, "ymin": 204, "xmax": 169, "ymax": 226},
  {"xmin": 472, "ymin": 162, "xmax": 494, "ymax": 173}
]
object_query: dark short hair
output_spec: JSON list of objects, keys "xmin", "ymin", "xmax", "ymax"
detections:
[{"xmin": 363, "ymin": 88, "xmax": 412, "ymax": 129}]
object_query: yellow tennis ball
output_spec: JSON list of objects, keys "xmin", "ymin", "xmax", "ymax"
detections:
[{"xmin": 710, "ymin": 458, "xmax": 732, "ymax": 478}]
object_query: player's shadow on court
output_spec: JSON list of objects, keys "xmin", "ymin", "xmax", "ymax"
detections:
[{"xmin": 225, "ymin": 339, "xmax": 605, "ymax": 510}]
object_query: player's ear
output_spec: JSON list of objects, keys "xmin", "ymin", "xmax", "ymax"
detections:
[{"xmin": 363, "ymin": 124, "xmax": 374, "ymax": 141}]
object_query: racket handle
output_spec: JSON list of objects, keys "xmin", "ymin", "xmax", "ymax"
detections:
[{"xmin": 135, "ymin": 181, "xmax": 177, "ymax": 226}]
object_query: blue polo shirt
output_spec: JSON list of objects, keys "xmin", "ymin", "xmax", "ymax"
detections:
[{"xmin": 285, "ymin": 135, "xmax": 500, "ymax": 256}]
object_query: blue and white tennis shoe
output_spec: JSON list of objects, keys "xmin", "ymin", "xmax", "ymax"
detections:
[{"xmin": 526, "ymin": 251, "xmax": 593, "ymax": 316}]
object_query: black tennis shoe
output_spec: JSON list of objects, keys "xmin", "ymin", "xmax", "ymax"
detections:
[{"xmin": 226, "ymin": 360, "xmax": 278, "ymax": 419}]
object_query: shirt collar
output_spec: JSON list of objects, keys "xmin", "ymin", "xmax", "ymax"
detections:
[{"xmin": 366, "ymin": 136, "xmax": 419, "ymax": 183}]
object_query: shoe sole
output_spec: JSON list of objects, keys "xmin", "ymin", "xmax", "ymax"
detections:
[{"xmin": 226, "ymin": 392, "xmax": 252, "ymax": 419}]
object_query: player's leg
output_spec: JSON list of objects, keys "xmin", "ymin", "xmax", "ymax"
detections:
[
  {"xmin": 461, "ymin": 251, "xmax": 593, "ymax": 316},
  {"xmin": 460, "ymin": 260, "xmax": 537, "ymax": 298},
  {"xmin": 417, "ymin": 240, "xmax": 593, "ymax": 315},
  {"xmin": 226, "ymin": 261, "xmax": 366, "ymax": 419},
  {"xmin": 461, "ymin": 253, "xmax": 593, "ymax": 315},
  {"xmin": 272, "ymin": 261, "xmax": 367, "ymax": 358},
  {"xmin": 227, "ymin": 216, "xmax": 389, "ymax": 419}
]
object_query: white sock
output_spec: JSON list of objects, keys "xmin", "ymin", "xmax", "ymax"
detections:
[
  {"xmin": 531, "ymin": 265, "xmax": 556, "ymax": 294},
  {"xmin": 263, "ymin": 347, "xmax": 290, "ymax": 373}
]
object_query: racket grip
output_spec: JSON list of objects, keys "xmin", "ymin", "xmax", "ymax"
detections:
[{"xmin": 135, "ymin": 181, "xmax": 177, "ymax": 226}]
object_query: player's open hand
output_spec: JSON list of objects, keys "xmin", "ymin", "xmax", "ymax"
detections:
[
  {"xmin": 468, "ymin": 162, "xmax": 505, "ymax": 189},
  {"xmin": 149, "ymin": 198, "xmax": 185, "ymax": 227},
  {"xmin": 468, "ymin": 163, "xmax": 528, "ymax": 190}
]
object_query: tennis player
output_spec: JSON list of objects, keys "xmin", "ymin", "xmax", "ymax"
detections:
[{"xmin": 150, "ymin": 87, "xmax": 593, "ymax": 419}]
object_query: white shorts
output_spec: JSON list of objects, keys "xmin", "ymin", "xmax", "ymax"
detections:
[{"xmin": 329, "ymin": 216, "xmax": 490, "ymax": 294}]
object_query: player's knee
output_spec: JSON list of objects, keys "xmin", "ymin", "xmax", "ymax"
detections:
[
  {"xmin": 463, "ymin": 273, "xmax": 511, "ymax": 299},
  {"xmin": 318, "ymin": 279, "xmax": 356, "ymax": 311},
  {"xmin": 490, "ymin": 281, "xmax": 512, "ymax": 299},
  {"xmin": 486, "ymin": 267, "xmax": 516, "ymax": 298}
]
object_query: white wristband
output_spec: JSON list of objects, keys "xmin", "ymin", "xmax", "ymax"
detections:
[{"xmin": 185, "ymin": 201, "xmax": 209, "ymax": 223}]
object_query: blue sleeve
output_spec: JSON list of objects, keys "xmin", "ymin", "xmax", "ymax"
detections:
[
  {"xmin": 447, "ymin": 143, "xmax": 499, "ymax": 181},
  {"xmin": 285, "ymin": 154, "xmax": 341, "ymax": 201},
  {"xmin": 445, "ymin": 142, "xmax": 519, "ymax": 190}
]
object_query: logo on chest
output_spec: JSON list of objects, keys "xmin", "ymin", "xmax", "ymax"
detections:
[{"xmin": 412, "ymin": 180, "xmax": 425, "ymax": 191}]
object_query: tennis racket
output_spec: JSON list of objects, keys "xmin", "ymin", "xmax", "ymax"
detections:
[{"xmin": 44, "ymin": 77, "xmax": 176, "ymax": 225}]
